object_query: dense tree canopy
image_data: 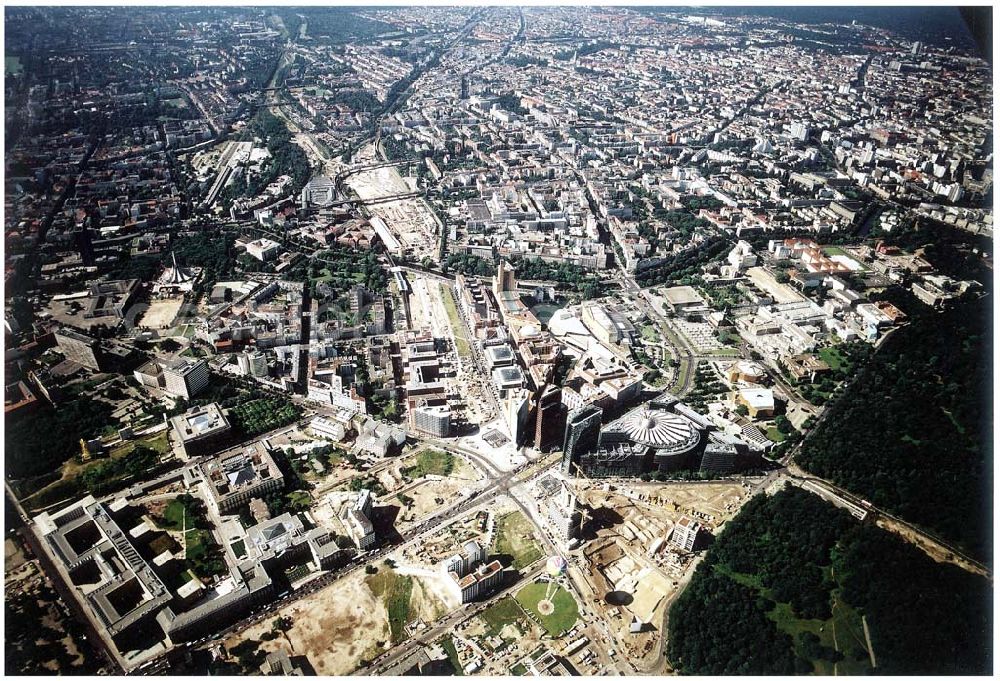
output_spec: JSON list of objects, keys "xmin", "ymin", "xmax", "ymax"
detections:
[
  {"xmin": 832, "ymin": 525, "xmax": 992, "ymax": 675},
  {"xmin": 222, "ymin": 110, "xmax": 311, "ymax": 208},
  {"xmin": 797, "ymin": 293, "xmax": 992, "ymax": 559},
  {"xmin": 668, "ymin": 486, "xmax": 993, "ymax": 676},
  {"xmin": 635, "ymin": 236, "xmax": 729, "ymax": 287},
  {"xmin": 508, "ymin": 256, "xmax": 603, "ymax": 298},
  {"xmin": 707, "ymin": 487, "xmax": 855, "ymax": 620},
  {"xmin": 668, "ymin": 565, "xmax": 798, "ymax": 675},
  {"xmin": 172, "ymin": 229, "xmax": 239, "ymax": 290},
  {"xmin": 6, "ymin": 398, "xmax": 116, "ymax": 479},
  {"xmin": 443, "ymin": 253, "xmax": 495, "ymax": 277}
]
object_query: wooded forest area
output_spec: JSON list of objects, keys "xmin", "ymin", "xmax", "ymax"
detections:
[
  {"xmin": 667, "ymin": 486, "xmax": 992, "ymax": 675},
  {"xmin": 796, "ymin": 293, "xmax": 992, "ymax": 559}
]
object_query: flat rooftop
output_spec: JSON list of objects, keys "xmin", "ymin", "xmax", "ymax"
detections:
[
  {"xmin": 171, "ymin": 403, "xmax": 230, "ymax": 442},
  {"xmin": 661, "ymin": 285, "xmax": 706, "ymax": 307}
]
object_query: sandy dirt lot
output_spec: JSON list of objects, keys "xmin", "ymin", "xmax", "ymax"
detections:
[
  {"xmin": 581, "ymin": 538, "xmax": 676, "ymax": 666},
  {"xmin": 578, "ymin": 481, "xmax": 750, "ymax": 532},
  {"xmin": 399, "ymin": 509, "xmax": 494, "ymax": 567},
  {"xmin": 5, "ymin": 537, "xmax": 27, "ymax": 571},
  {"xmin": 645, "ymin": 482, "xmax": 750, "ymax": 528},
  {"xmin": 409, "ymin": 276, "xmax": 449, "ymax": 338},
  {"xmin": 405, "ymin": 277, "xmax": 496, "ymax": 425},
  {"xmin": 382, "ymin": 455, "xmax": 483, "ymax": 533},
  {"xmin": 407, "ymin": 573, "xmax": 451, "ymax": 623},
  {"xmin": 348, "ymin": 166, "xmax": 410, "ymax": 198},
  {"xmin": 393, "ymin": 477, "xmax": 472, "ymax": 530},
  {"xmin": 228, "ymin": 570, "xmax": 390, "ymax": 675},
  {"xmin": 138, "ymin": 298, "xmax": 184, "ymax": 329},
  {"xmin": 573, "ymin": 480, "xmax": 758, "ymax": 668},
  {"xmin": 374, "ymin": 450, "xmax": 480, "ymax": 491}
]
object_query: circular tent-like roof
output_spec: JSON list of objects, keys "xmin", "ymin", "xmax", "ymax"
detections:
[
  {"xmin": 734, "ymin": 360, "xmax": 765, "ymax": 377},
  {"xmin": 617, "ymin": 408, "xmax": 701, "ymax": 454}
]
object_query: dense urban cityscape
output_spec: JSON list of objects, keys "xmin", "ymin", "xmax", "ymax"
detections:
[{"xmin": 3, "ymin": 5, "xmax": 993, "ymax": 677}]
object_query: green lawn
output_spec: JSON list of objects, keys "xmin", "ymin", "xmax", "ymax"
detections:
[
  {"xmin": 6, "ymin": 56, "xmax": 23, "ymax": 75},
  {"xmin": 58, "ymin": 430, "xmax": 169, "ymax": 483},
  {"xmin": 818, "ymin": 346, "xmax": 847, "ymax": 372},
  {"xmin": 285, "ymin": 563, "xmax": 310, "ymax": 584},
  {"xmin": 515, "ymin": 582, "xmax": 579, "ymax": 637},
  {"xmin": 714, "ymin": 564, "xmax": 764, "ymax": 590},
  {"xmin": 492, "ymin": 512, "xmax": 543, "ymax": 570},
  {"xmin": 821, "ymin": 247, "xmax": 866, "ymax": 272},
  {"xmin": 479, "ymin": 596, "xmax": 528, "ymax": 638},
  {"xmin": 158, "ymin": 495, "xmax": 227, "ymax": 580},
  {"xmin": 287, "ymin": 490, "xmax": 312, "ymax": 511},
  {"xmin": 510, "ymin": 663, "xmax": 527, "ymax": 675},
  {"xmin": 669, "ymin": 357, "xmax": 693, "ymax": 394},
  {"xmin": 766, "ymin": 592, "xmax": 872, "ymax": 675},
  {"xmin": 403, "ymin": 450, "xmax": 455, "ymax": 478},
  {"xmin": 640, "ymin": 324, "xmax": 660, "ymax": 342},
  {"xmin": 826, "ymin": 590, "xmax": 874, "ymax": 675},
  {"xmin": 766, "ymin": 427, "xmax": 787, "ymax": 443},
  {"xmin": 164, "ymin": 567, "xmax": 199, "ymax": 591},
  {"xmin": 184, "ymin": 528, "xmax": 212, "ymax": 562},
  {"xmin": 454, "ymin": 335, "xmax": 471, "ymax": 358},
  {"xmin": 108, "ymin": 431, "xmax": 170, "ymax": 459},
  {"xmin": 437, "ymin": 636, "xmax": 464, "ymax": 675},
  {"xmin": 159, "ymin": 499, "xmax": 190, "ymax": 531},
  {"xmin": 311, "ymin": 269, "xmax": 334, "ymax": 284},
  {"xmin": 366, "ymin": 569, "xmax": 414, "ymax": 644}
]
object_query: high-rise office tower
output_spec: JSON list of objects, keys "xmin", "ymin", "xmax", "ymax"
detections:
[{"xmin": 561, "ymin": 404, "xmax": 603, "ymax": 474}]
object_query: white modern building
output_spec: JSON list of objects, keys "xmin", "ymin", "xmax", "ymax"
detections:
[
  {"xmin": 412, "ymin": 402, "xmax": 451, "ymax": 437},
  {"xmin": 671, "ymin": 516, "xmax": 701, "ymax": 551},
  {"xmin": 309, "ymin": 416, "xmax": 348, "ymax": 443},
  {"xmin": 341, "ymin": 490, "xmax": 376, "ymax": 550},
  {"xmin": 237, "ymin": 350, "xmax": 268, "ymax": 378},
  {"xmin": 246, "ymin": 238, "xmax": 281, "ymax": 262},
  {"xmin": 546, "ymin": 480, "xmax": 582, "ymax": 545},
  {"xmin": 441, "ymin": 540, "xmax": 502, "ymax": 604}
]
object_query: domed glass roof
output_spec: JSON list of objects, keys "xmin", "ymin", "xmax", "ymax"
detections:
[{"xmin": 617, "ymin": 408, "xmax": 700, "ymax": 452}]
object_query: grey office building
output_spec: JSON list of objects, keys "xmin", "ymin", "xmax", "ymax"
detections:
[{"xmin": 55, "ymin": 328, "xmax": 106, "ymax": 371}]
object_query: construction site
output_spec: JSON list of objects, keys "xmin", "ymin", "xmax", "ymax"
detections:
[
  {"xmin": 374, "ymin": 451, "xmax": 485, "ymax": 533},
  {"xmin": 404, "ymin": 274, "xmax": 499, "ymax": 430},
  {"xmin": 569, "ymin": 479, "xmax": 758, "ymax": 667},
  {"xmin": 225, "ymin": 569, "xmax": 391, "ymax": 675},
  {"xmin": 398, "ymin": 507, "xmax": 495, "ymax": 568},
  {"xmin": 345, "ymin": 161, "xmax": 440, "ymax": 262}
]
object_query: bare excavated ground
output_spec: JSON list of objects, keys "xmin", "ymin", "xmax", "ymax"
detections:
[
  {"xmin": 138, "ymin": 298, "xmax": 184, "ymax": 329},
  {"xmin": 228, "ymin": 570, "xmax": 390, "ymax": 675}
]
